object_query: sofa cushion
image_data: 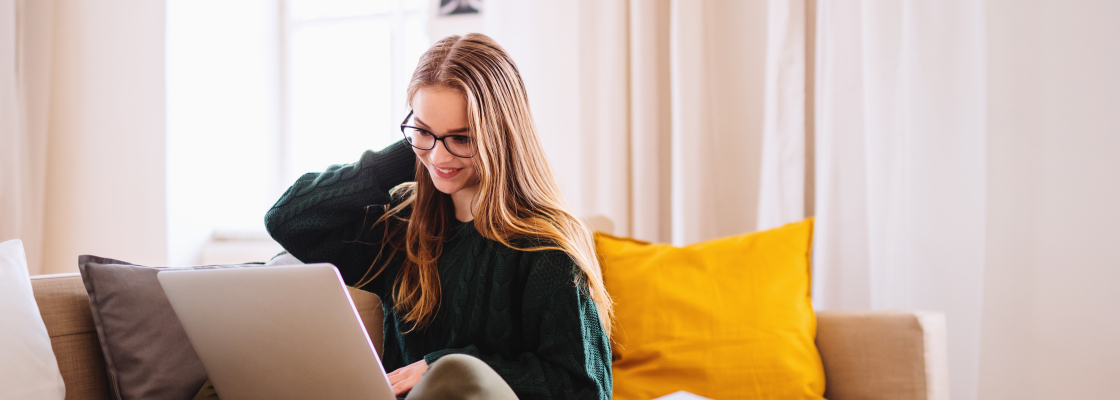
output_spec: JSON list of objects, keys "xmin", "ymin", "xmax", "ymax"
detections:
[
  {"xmin": 597, "ymin": 219, "xmax": 824, "ymax": 400},
  {"xmin": 0, "ymin": 239, "xmax": 67, "ymax": 400}
]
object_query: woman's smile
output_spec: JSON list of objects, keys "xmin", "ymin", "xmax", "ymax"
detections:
[{"xmin": 432, "ymin": 165, "xmax": 463, "ymax": 179}]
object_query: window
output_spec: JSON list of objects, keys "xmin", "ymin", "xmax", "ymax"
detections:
[
  {"xmin": 166, "ymin": 0, "xmax": 430, "ymax": 267},
  {"xmin": 284, "ymin": 0, "xmax": 429, "ymax": 183}
]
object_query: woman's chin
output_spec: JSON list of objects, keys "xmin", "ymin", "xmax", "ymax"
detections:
[{"xmin": 432, "ymin": 180, "xmax": 462, "ymax": 195}]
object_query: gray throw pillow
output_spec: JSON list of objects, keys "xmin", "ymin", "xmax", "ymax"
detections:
[{"xmin": 77, "ymin": 255, "xmax": 259, "ymax": 400}]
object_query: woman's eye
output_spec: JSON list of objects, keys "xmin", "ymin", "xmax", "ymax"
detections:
[{"xmin": 452, "ymin": 136, "xmax": 471, "ymax": 145}]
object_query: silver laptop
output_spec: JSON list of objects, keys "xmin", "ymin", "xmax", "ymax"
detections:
[{"xmin": 157, "ymin": 264, "xmax": 395, "ymax": 400}]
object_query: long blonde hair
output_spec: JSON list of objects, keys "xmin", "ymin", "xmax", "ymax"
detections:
[{"xmin": 356, "ymin": 33, "xmax": 613, "ymax": 336}]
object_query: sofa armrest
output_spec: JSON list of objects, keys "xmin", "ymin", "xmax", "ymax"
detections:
[{"xmin": 815, "ymin": 310, "xmax": 949, "ymax": 400}]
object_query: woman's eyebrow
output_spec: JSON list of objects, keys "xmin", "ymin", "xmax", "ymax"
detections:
[{"xmin": 414, "ymin": 116, "xmax": 470, "ymax": 134}]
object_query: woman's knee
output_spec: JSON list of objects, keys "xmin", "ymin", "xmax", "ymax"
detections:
[
  {"xmin": 425, "ymin": 354, "xmax": 490, "ymax": 391},
  {"xmin": 408, "ymin": 354, "xmax": 516, "ymax": 400},
  {"xmin": 430, "ymin": 354, "xmax": 489, "ymax": 374}
]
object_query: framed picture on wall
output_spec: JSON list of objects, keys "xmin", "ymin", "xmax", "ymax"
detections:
[{"xmin": 439, "ymin": 0, "xmax": 481, "ymax": 16}]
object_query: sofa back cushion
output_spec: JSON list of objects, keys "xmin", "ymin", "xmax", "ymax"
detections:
[
  {"xmin": 31, "ymin": 274, "xmax": 113, "ymax": 400},
  {"xmin": 597, "ymin": 219, "xmax": 825, "ymax": 400}
]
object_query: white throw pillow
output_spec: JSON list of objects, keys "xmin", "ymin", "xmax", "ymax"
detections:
[{"xmin": 0, "ymin": 239, "xmax": 65, "ymax": 400}]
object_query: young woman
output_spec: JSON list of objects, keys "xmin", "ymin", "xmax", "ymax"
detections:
[{"xmin": 262, "ymin": 34, "xmax": 613, "ymax": 399}]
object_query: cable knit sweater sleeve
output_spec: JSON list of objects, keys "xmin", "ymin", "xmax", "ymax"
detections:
[
  {"xmin": 422, "ymin": 251, "xmax": 613, "ymax": 400},
  {"xmin": 264, "ymin": 140, "xmax": 416, "ymax": 289}
]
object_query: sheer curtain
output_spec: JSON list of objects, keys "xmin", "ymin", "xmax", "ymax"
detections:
[
  {"xmin": 812, "ymin": 2, "xmax": 987, "ymax": 400},
  {"xmin": 0, "ymin": 0, "xmax": 166, "ymax": 275},
  {"xmin": 0, "ymin": 0, "xmax": 53, "ymax": 275},
  {"xmin": 482, "ymin": 0, "xmax": 769, "ymax": 245},
  {"xmin": 756, "ymin": 0, "xmax": 812, "ymax": 232}
]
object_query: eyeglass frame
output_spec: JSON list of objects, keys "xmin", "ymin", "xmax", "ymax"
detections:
[{"xmin": 399, "ymin": 110, "xmax": 476, "ymax": 158}]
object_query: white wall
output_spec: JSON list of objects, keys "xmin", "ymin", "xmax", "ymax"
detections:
[
  {"xmin": 981, "ymin": 0, "xmax": 1120, "ymax": 398},
  {"xmin": 40, "ymin": 0, "xmax": 167, "ymax": 273}
]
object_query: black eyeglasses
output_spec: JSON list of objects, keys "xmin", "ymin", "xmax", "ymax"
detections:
[{"xmin": 400, "ymin": 110, "xmax": 475, "ymax": 158}]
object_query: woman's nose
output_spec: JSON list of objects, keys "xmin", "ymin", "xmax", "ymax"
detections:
[{"xmin": 428, "ymin": 140, "xmax": 456, "ymax": 163}]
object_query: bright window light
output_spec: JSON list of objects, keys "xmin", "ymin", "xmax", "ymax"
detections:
[{"xmin": 166, "ymin": 0, "xmax": 429, "ymax": 267}]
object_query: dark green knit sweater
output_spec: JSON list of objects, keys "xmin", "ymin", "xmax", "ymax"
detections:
[{"xmin": 264, "ymin": 140, "xmax": 612, "ymax": 400}]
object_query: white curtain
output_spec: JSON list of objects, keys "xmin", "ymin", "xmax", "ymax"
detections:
[
  {"xmin": 481, "ymin": 0, "xmax": 769, "ymax": 245},
  {"xmin": 756, "ymin": 0, "xmax": 809, "ymax": 231},
  {"xmin": 812, "ymin": 2, "xmax": 987, "ymax": 400},
  {"xmin": 0, "ymin": 0, "xmax": 53, "ymax": 275},
  {"xmin": 0, "ymin": 0, "xmax": 166, "ymax": 275}
]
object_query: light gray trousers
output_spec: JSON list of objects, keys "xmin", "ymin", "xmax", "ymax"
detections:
[{"xmin": 193, "ymin": 354, "xmax": 518, "ymax": 400}]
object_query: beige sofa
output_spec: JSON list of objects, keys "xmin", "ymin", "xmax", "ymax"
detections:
[{"xmin": 31, "ymin": 273, "xmax": 949, "ymax": 400}]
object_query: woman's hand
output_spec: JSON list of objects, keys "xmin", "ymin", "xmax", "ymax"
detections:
[{"xmin": 387, "ymin": 359, "xmax": 429, "ymax": 396}]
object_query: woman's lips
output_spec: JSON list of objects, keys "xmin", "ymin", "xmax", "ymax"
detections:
[{"xmin": 433, "ymin": 166, "xmax": 462, "ymax": 179}]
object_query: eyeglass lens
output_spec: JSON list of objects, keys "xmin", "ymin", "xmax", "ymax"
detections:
[{"xmin": 403, "ymin": 127, "xmax": 474, "ymax": 157}]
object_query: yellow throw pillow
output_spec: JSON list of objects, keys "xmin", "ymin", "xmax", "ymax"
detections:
[{"xmin": 598, "ymin": 218, "xmax": 824, "ymax": 400}]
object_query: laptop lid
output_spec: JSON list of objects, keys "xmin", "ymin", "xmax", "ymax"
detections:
[{"xmin": 158, "ymin": 264, "xmax": 395, "ymax": 400}]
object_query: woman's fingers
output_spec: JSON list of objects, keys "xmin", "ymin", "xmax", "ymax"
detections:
[
  {"xmin": 388, "ymin": 370, "xmax": 405, "ymax": 385},
  {"xmin": 389, "ymin": 359, "xmax": 428, "ymax": 395},
  {"xmin": 392, "ymin": 381, "xmax": 407, "ymax": 396},
  {"xmin": 392, "ymin": 373, "xmax": 421, "ymax": 396},
  {"xmin": 389, "ymin": 365, "xmax": 416, "ymax": 385}
]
